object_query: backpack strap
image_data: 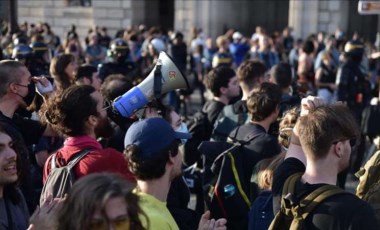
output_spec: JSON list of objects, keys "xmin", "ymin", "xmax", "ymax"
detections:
[
  {"xmin": 66, "ymin": 148, "xmax": 92, "ymax": 169},
  {"xmin": 51, "ymin": 154, "xmax": 57, "ymax": 170},
  {"xmin": 298, "ymin": 184, "xmax": 345, "ymax": 220},
  {"xmin": 281, "ymin": 173, "xmax": 347, "ymax": 227},
  {"xmin": 237, "ymin": 111, "xmax": 244, "ymax": 125},
  {"xmin": 281, "ymin": 173, "xmax": 302, "ymax": 215},
  {"xmin": 282, "ymin": 173, "xmax": 302, "ymax": 197},
  {"xmin": 226, "ymin": 151, "xmax": 251, "ymax": 207},
  {"xmin": 228, "ymin": 125, "xmax": 263, "ymax": 145},
  {"xmin": 50, "ymin": 148, "xmax": 92, "ymax": 171},
  {"xmin": 244, "ymin": 128, "xmax": 263, "ymax": 143}
]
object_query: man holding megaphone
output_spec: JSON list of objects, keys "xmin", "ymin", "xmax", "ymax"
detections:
[{"xmin": 113, "ymin": 51, "xmax": 190, "ymax": 118}]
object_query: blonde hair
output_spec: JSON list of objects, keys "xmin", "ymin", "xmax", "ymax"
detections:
[
  {"xmin": 321, "ymin": 51, "xmax": 332, "ymax": 62},
  {"xmin": 216, "ymin": 35, "xmax": 228, "ymax": 48},
  {"xmin": 256, "ymin": 153, "xmax": 286, "ymax": 190},
  {"xmin": 278, "ymin": 107, "xmax": 300, "ymax": 149}
]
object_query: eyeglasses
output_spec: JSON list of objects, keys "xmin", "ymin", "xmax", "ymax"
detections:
[
  {"xmin": 14, "ymin": 83, "xmax": 30, "ymax": 88},
  {"xmin": 332, "ymin": 138, "xmax": 357, "ymax": 148},
  {"xmin": 89, "ymin": 217, "xmax": 130, "ymax": 230},
  {"xmin": 100, "ymin": 100, "xmax": 112, "ymax": 112},
  {"xmin": 100, "ymin": 105, "xmax": 112, "ymax": 112}
]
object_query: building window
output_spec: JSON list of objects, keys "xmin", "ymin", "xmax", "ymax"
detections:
[{"xmin": 66, "ymin": 0, "xmax": 92, "ymax": 7}]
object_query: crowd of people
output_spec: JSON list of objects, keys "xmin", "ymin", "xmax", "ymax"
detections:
[{"xmin": 0, "ymin": 19, "xmax": 379, "ymax": 229}]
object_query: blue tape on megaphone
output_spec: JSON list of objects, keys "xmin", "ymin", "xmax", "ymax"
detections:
[{"xmin": 113, "ymin": 86, "xmax": 148, "ymax": 117}]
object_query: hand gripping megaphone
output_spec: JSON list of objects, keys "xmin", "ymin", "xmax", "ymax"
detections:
[{"xmin": 113, "ymin": 52, "xmax": 190, "ymax": 117}]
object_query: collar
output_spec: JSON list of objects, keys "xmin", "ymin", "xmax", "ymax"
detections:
[
  {"xmin": 232, "ymin": 100, "xmax": 248, "ymax": 113},
  {"xmin": 133, "ymin": 189, "xmax": 167, "ymax": 206},
  {"xmin": 248, "ymin": 122, "xmax": 266, "ymax": 131},
  {"xmin": 64, "ymin": 135, "xmax": 102, "ymax": 150}
]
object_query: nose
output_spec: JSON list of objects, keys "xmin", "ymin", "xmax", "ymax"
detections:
[{"xmin": 5, "ymin": 147, "xmax": 17, "ymax": 159}]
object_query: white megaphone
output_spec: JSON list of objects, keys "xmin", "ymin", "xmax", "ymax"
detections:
[{"xmin": 113, "ymin": 52, "xmax": 190, "ymax": 117}]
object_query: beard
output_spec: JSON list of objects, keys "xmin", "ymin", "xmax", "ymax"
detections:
[
  {"xmin": 94, "ymin": 116, "xmax": 115, "ymax": 139},
  {"xmin": 170, "ymin": 153, "xmax": 183, "ymax": 181}
]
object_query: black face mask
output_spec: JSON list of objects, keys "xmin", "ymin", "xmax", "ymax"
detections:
[
  {"xmin": 116, "ymin": 54, "xmax": 127, "ymax": 64},
  {"xmin": 16, "ymin": 82, "xmax": 36, "ymax": 106},
  {"xmin": 25, "ymin": 82, "xmax": 36, "ymax": 106}
]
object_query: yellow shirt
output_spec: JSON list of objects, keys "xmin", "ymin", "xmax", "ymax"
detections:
[{"xmin": 135, "ymin": 191, "xmax": 179, "ymax": 230}]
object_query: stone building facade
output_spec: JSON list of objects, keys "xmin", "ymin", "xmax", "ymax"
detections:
[
  {"xmin": 16, "ymin": 0, "xmax": 378, "ymax": 44},
  {"xmin": 17, "ymin": 0, "xmax": 136, "ymax": 43}
]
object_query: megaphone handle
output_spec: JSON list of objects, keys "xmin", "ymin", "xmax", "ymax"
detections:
[{"xmin": 154, "ymin": 64, "xmax": 162, "ymax": 99}]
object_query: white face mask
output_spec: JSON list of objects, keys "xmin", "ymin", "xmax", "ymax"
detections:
[{"xmin": 176, "ymin": 122, "xmax": 189, "ymax": 144}]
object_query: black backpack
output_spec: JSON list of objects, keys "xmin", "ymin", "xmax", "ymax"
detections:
[
  {"xmin": 206, "ymin": 129, "xmax": 262, "ymax": 230},
  {"xmin": 268, "ymin": 173, "xmax": 346, "ymax": 230},
  {"xmin": 40, "ymin": 149, "xmax": 91, "ymax": 204},
  {"xmin": 184, "ymin": 111, "xmax": 213, "ymax": 166},
  {"xmin": 211, "ymin": 104, "xmax": 248, "ymax": 142}
]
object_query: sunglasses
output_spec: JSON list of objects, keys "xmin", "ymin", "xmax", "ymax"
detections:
[
  {"xmin": 89, "ymin": 218, "xmax": 130, "ymax": 230},
  {"xmin": 332, "ymin": 138, "xmax": 357, "ymax": 148}
]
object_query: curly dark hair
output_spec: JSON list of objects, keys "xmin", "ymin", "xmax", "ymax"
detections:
[
  {"xmin": 124, "ymin": 141, "xmax": 179, "ymax": 180},
  {"xmin": 58, "ymin": 173, "xmax": 147, "ymax": 230},
  {"xmin": 43, "ymin": 85, "xmax": 98, "ymax": 136}
]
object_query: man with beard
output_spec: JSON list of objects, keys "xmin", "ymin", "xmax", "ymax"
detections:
[
  {"xmin": 124, "ymin": 117, "xmax": 227, "ymax": 230},
  {"xmin": 42, "ymin": 85, "xmax": 134, "ymax": 183},
  {"xmin": 0, "ymin": 124, "xmax": 29, "ymax": 230},
  {"xmin": 271, "ymin": 96, "xmax": 378, "ymax": 229}
]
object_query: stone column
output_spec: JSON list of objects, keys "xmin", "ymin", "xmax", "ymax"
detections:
[
  {"xmin": 318, "ymin": 0, "xmax": 349, "ymax": 35},
  {"xmin": 174, "ymin": 0, "xmax": 195, "ymax": 42},
  {"xmin": 288, "ymin": 0, "xmax": 319, "ymax": 39},
  {"xmin": 288, "ymin": 0, "xmax": 350, "ymax": 39},
  {"xmin": 174, "ymin": 0, "xmax": 233, "ymax": 40}
]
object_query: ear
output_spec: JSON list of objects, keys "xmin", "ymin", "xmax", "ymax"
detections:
[
  {"xmin": 271, "ymin": 105, "xmax": 280, "ymax": 117},
  {"xmin": 167, "ymin": 152, "xmax": 175, "ymax": 165},
  {"xmin": 275, "ymin": 104, "xmax": 280, "ymax": 113},
  {"xmin": 333, "ymin": 142, "xmax": 343, "ymax": 158},
  {"xmin": 8, "ymin": 82, "xmax": 18, "ymax": 94},
  {"xmin": 220, "ymin": 87, "xmax": 228, "ymax": 95},
  {"xmin": 87, "ymin": 115, "xmax": 98, "ymax": 127}
]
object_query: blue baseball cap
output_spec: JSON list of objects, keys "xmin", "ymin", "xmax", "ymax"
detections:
[{"xmin": 124, "ymin": 117, "xmax": 192, "ymax": 158}]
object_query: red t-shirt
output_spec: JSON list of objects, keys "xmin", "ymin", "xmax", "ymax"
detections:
[{"xmin": 43, "ymin": 135, "xmax": 135, "ymax": 183}]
